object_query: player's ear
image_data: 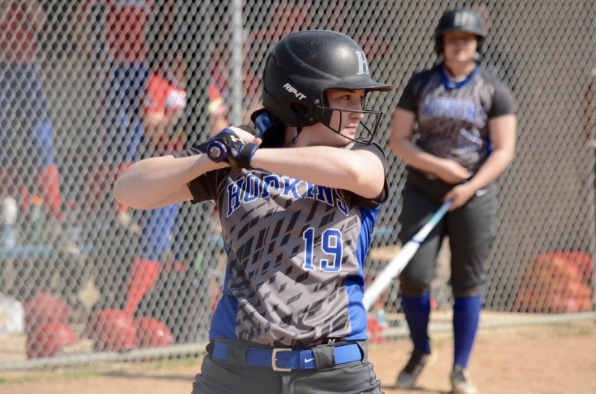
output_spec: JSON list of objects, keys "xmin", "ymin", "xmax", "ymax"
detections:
[{"xmin": 290, "ymin": 103, "xmax": 308, "ymax": 117}]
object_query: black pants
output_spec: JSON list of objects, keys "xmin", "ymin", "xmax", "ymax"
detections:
[
  {"xmin": 398, "ymin": 169, "xmax": 498, "ymax": 297},
  {"xmin": 192, "ymin": 340, "xmax": 384, "ymax": 394}
]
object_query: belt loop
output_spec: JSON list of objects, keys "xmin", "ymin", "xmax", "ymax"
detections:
[
  {"xmin": 213, "ymin": 339, "xmax": 248, "ymax": 366},
  {"xmin": 311, "ymin": 344, "xmax": 335, "ymax": 370},
  {"xmin": 356, "ymin": 341, "xmax": 368, "ymax": 362}
]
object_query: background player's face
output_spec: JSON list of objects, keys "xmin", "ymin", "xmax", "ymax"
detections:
[
  {"xmin": 320, "ymin": 88, "xmax": 366, "ymax": 147},
  {"xmin": 442, "ymin": 32, "xmax": 478, "ymax": 64}
]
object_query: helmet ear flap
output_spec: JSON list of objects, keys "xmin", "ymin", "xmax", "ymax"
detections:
[
  {"xmin": 290, "ymin": 102, "xmax": 308, "ymax": 117},
  {"xmin": 434, "ymin": 37, "xmax": 443, "ymax": 55},
  {"xmin": 476, "ymin": 37, "xmax": 484, "ymax": 54},
  {"xmin": 315, "ymin": 92, "xmax": 335, "ymax": 128}
]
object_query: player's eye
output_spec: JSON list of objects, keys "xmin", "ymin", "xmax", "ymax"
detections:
[{"xmin": 347, "ymin": 93, "xmax": 365, "ymax": 102}]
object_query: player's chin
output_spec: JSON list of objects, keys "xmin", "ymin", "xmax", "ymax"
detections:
[
  {"xmin": 341, "ymin": 128, "xmax": 357, "ymax": 139},
  {"xmin": 331, "ymin": 133, "xmax": 355, "ymax": 148}
]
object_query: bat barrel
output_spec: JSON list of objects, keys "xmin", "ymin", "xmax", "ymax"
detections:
[
  {"xmin": 362, "ymin": 200, "xmax": 453, "ymax": 312},
  {"xmin": 362, "ymin": 242, "xmax": 419, "ymax": 311},
  {"xmin": 207, "ymin": 141, "xmax": 228, "ymax": 162}
]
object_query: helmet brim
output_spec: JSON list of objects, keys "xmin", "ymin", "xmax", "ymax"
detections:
[
  {"xmin": 326, "ymin": 80, "xmax": 394, "ymax": 92},
  {"xmin": 435, "ymin": 26, "xmax": 486, "ymax": 38}
]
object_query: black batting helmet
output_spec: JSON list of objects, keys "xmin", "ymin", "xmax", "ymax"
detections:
[
  {"xmin": 261, "ymin": 30, "xmax": 392, "ymax": 143},
  {"xmin": 434, "ymin": 8, "xmax": 486, "ymax": 55}
]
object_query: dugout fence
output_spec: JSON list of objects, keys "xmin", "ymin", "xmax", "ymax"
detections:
[{"xmin": 0, "ymin": 0, "xmax": 594, "ymax": 370}]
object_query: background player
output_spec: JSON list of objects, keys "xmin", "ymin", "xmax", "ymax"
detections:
[
  {"xmin": 70, "ymin": 0, "xmax": 178, "ymax": 226},
  {"xmin": 123, "ymin": 48, "xmax": 228, "ymax": 339},
  {"xmin": 0, "ymin": 0, "xmax": 77, "ymax": 252},
  {"xmin": 85, "ymin": 43, "xmax": 229, "ymax": 347},
  {"xmin": 114, "ymin": 29, "xmax": 393, "ymax": 394},
  {"xmin": 70, "ymin": 1, "xmax": 218, "ymax": 347},
  {"xmin": 388, "ymin": 7, "xmax": 516, "ymax": 394}
]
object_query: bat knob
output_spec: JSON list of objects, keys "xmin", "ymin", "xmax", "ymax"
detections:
[{"xmin": 207, "ymin": 141, "xmax": 227, "ymax": 162}]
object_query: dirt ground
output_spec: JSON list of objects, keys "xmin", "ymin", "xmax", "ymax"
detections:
[{"xmin": 1, "ymin": 321, "xmax": 595, "ymax": 394}]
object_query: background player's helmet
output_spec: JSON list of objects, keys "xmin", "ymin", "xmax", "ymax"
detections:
[
  {"xmin": 434, "ymin": 8, "xmax": 486, "ymax": 55},
  {"xmin": 261, "ymin": 29, "xmax": 392, "ymax": 143},
  {"xmin": 134, "ymin": 317, "xmax": 174, "ymax": 348},
  {"xmin": 26, "ymin": 322, "xmax": 78, "ymax": 359},
  {"xmin": 85, "ymin": 309, "xmax": 137, "ymax": 351},
  {"xmin": 24, "ymin": 291, "xmax": 71, "ymax": 334}
]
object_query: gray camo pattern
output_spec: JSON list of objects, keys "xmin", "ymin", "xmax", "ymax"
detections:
[
  {"xmin": 213, "ymin": 168, "xmax": 366, "ymax": 347},
  {"xmin": 404, "ymin": 68, "xmax": 506, "ymax": 172}
]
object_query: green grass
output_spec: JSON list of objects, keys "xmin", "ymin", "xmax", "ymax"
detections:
[
  {"xmin": 554, "ymin": 323, "xmax": 594, "ymax": 338},
  {"xmin": 0, "ymin": 369, "xmax": 98, "ymax": 385},
  {"xmin": 0, "ymin": 356, "xmax": 202, "ymax": 385}
]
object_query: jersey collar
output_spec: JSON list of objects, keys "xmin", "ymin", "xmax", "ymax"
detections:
[{"xmin": 438, "ymin": 64, "xmax": 480, "ymax": 91}]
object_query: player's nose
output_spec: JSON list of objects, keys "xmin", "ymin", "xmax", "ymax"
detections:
[{"xmin": 349, "ymin": 109, "xmax": 365, "ymax": 120}]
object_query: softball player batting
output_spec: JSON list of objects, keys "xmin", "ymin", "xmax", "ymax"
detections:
[
  {"xmin": 388, "ymin": 8, "xmax": 516, "ymax": 394},
  {"xmin": 116, "ymin": 29, "xmax": 393, "ymax": 394}
]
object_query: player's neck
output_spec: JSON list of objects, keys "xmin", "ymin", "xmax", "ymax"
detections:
[
  {"xmin": 284, "ymin": 126, "xmax": 313, "ymax": 147},
  {"xmin": 284, "ymin": 127, "xmax": 301, "ymax": 147},
  {"xmin": 443, "ymin": 61, "xmax": 477, "ymax": 81}
]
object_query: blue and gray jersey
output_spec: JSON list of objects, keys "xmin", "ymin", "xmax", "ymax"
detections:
[
  {"xmin": 175, "ymin": 142, "xmax": 388, "ymax": 347},
  {"xmin": 398, "ymin": 64, "xmax": 515, "ymax": 172}
]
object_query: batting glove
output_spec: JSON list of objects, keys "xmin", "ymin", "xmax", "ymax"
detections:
[{"xmin": 207, "ymin": 129, "xmax": 258, "ymax": 169}]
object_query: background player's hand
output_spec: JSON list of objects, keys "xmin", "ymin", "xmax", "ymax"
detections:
[
  {"xmin": 434, "ymin": 159, "xmax": 472, "ymax": 184},
  {"xmin": 443, "ymin": 183, "xmax": 476, "ymax": 210}
]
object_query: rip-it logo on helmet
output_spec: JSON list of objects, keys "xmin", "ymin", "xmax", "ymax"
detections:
[{"xmin": 283, "ymin": 83, "xmax": 307, "ymax": 100}]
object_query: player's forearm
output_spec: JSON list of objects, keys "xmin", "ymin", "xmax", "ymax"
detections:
[
  {"xmin": 114, "ymin": 154, "xmax": 224, "ymax": 209},
  {"xmin": 391, "ymin": 137, "xmax": 449, "ymax": 175},
  {"xmin": 467, "ymin": 148, "xmax": 514, "ymax": 192},
  {"xmin": 250, "ymin": 146, "xmax": 384, "ymax": 198}
]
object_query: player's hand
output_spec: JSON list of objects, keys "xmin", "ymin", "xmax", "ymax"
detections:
[
  {"xmin": 226, "ymin": 126, "xmax": 263, "ymax": 147},
  {"xmin": 443, "ymin": 183, "xmax": 476, "ymax": 210},
  {"xmin": 434, "ymin": 159, "xmax": 472, "ymax": 184},
  {"xmin": 206, "ymin": 128, "xmax": 259, "ymax": 168}
]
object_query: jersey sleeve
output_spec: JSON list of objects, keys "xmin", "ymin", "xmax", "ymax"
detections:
[
  {"xmin": 488, "ymin": 80, "xmax": 515, "ymax": 118},
  {"xmin": 349, "ymin": 142, "xmax": 389, "ymax": 207},
  {"xmin": 396, "ymin": 74, "xmax": 419, "ymax": 113},
  {"xmin": 172, "ymin": 143, "xmax": 219, "ymax": 203}
]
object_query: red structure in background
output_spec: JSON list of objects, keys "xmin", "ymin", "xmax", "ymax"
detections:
[{"xmin": 513, "ymin": 251, "xmax": 593, "ymax": 313}]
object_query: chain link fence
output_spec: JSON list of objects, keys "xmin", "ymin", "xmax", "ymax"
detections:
[{"xmin": 0, "ymin": 0, "xmax": 594, "ymax": 370}]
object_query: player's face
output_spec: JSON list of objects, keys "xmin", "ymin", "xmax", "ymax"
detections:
[
  {"xmin": 321, "ymin": 88, "xmax": 366, "ymax": 147},
  {"xmin": 443, "ymin": 32, "xmax": 478, "ymax": 63}
]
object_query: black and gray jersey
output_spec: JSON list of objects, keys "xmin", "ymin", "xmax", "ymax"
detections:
[
  {"xmin": 398, "ymin": 64, "xmax": 515, "ymax": 172},
  {"xmin": 175, "ymin": 142, "xmax": 388, "ymax": 347}
]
